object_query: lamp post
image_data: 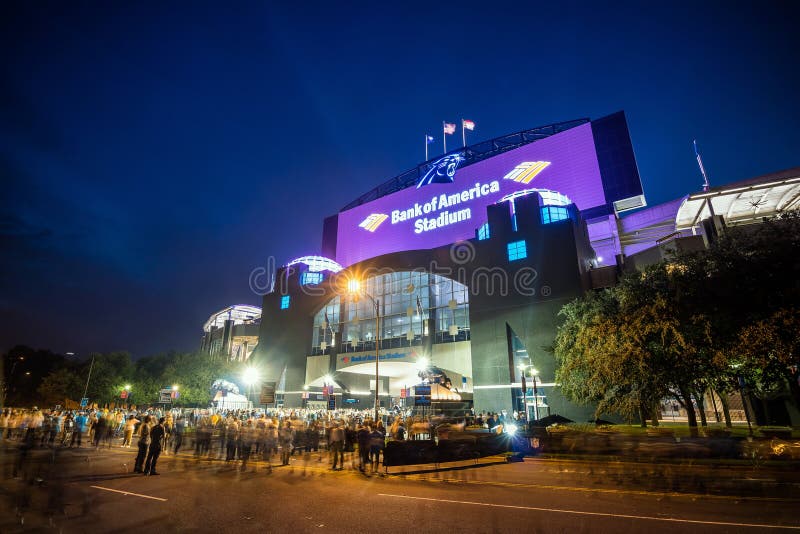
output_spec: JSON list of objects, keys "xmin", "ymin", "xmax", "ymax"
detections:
[
  {"xmin": 530, "ymin": 368, "xmax": 539, "ymax": 422},
  {"xmin": 123, "ymin": 384, "xmax": 132, "ymax": 406},
  {"xmin": 517, "ymin": 364, "xmax": 527, "ymax": 421},
  {"xmin": 348, "ymin": 279, "xmax": 381, "ymax": 423},
  {"xmin": 243, "ymin": 367, "xmax": 260, "ymax": 409},
  {"xmin": 518, "ymin": 364, "xmax": 540, "ymax": 422}
]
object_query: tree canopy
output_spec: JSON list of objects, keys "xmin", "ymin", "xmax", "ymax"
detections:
[{"xmin": 554, "ymin": 212, "xmax": 800, "ymax": 428}]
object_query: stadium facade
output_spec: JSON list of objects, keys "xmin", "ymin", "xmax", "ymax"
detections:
[
  {"xmin": 252, "ymin": 111, "xmax": 800, "ymax": 420},
  {"xmin": 201, "ymin": 304, "xmax": 261, "ymax": 362}
]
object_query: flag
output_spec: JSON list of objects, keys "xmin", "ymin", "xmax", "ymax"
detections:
[
  {"xmin": 462, "ymin": 119, "xmax": 475, "ymax": 131},
  {"xmin": 426, "ymin": 135, "xmax": 435, "ymax": 144},
  {"xmin": 443, "ymin": 123, "xmax": 456, "ymax": 135}
]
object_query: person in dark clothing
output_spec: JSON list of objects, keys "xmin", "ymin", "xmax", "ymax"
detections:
[
  {"xmin": 133, "ymin": 415, "xmax": 151, "ymax": 473},
  {"xmin": 173, "ymin": 417, "xmax": 185, "ymax": 454},
  {"xmin": 93, "ymin": 416, "xmax": 107, "ymax": 448},
  {"xmin": 144, "ymin": 417, "xmax": 166, "ymax": 475},
  {"xmin": 356, "ymin": 424, "xmax": 371, "ymax": 471}
]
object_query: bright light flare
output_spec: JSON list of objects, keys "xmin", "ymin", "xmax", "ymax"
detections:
[
  {"xmin": 347, "ymin": 279, "xmax": 361, "ymax": 294},
  {"xmin": 243, "ymin": 367, "xmax": 260, "ymax": 386},
  {"xmin": 415, "ymin": 357, "xmax": 430, "ymax": 371}
]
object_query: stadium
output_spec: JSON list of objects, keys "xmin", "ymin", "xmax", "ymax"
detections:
[{"xmin": 252, "ymin": 111, "xmax": 800, "ymax": 421}]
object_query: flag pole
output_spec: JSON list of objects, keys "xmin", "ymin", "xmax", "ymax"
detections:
[
  {"xmin": 443, "ymin": 121, "xmax": 447, "ymax": 153},
  {"xmin": 462, "ymin": 119, "xmax": 466, "ymax": 147}
]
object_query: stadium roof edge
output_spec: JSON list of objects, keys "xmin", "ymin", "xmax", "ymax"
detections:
[{"xmin": 340, "ymin": 117, "xmax": 591, "ymax": 212}]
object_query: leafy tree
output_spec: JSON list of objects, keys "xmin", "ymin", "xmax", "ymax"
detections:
[
  {"xmin": 554, "ymin": 211, "xmax": 800, "ymax": 429},
  {"xmin": 37, "ymin": 367, "xmax": 83, "ymax": 407}
]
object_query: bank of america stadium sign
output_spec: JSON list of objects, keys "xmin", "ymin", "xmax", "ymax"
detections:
[{"xmin": 336, "ymin": 122, "xmax": 607, "ymax": 267}]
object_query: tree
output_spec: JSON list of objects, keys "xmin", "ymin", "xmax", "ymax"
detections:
[
  {"xmin": 37, "ymin": 368, "xmax": 83, "ymax": 407},
  {"xmin": 554, "ymin": 211, "xmax": 800, "ymax": 429}
]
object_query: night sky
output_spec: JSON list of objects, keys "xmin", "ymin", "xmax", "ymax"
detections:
[{"xmin": 1, "ymin": 1, "xmax": 798, "ymax": 358}]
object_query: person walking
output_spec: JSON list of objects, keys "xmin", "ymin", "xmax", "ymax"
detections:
[
  {"xmin": 144, "ymin": 417, "xmax": 166, "ymax": 475},
  {"xmin": 122, "ymin": 415, "xmax": 139, "ymax": 448},
  {"xmin": 278, "ymin": 420, "xmax": 294, "ymax": 466},
  {"xmin": 329, "ymin": 421, "xmax": 345, "ymax": 470},
  {"xmin": 133, "ymin": 415, "xmax": 151, "ymax": 473},
  {"xmin": 357, "ymin": 423, "xmax": 370, "ymax": 472},
  {"xmin": 71, "ymin": 411, "xmax": 87, "ymax": 447},
  {"xmin": 369, "ymin": 425, "xmax": 385, "ymax": 473},
  {"xmin": 173, "ymin": 416, "xmax": 185, "ymax": 454}
]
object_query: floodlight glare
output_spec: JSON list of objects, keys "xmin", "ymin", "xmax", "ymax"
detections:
[
  {"xmin": 243, "ymin": 367, "xmax": 260, "ymax": 386},
  {"xmin": 347, "ymin": 279, "xmax": 361, "ymax": 293}
]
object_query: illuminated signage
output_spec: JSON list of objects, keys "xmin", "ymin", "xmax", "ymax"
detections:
[
  {"xmin": 335, "ymin": 123, "xmax": 607, "ymax": 267},
  {"xmin": 359, "ymin": 213, "xmax": 388, "ymax": 232},
  {"xmin": 416, "ymin": 153, "xmax": 465, "ymax": 188},
  {"xmin": 390, "ymin": 180, "xmax": 500, "ymax": 234},
  {"xmin": 503, "ymin": 161, "xmax": 551, "ymax": 184}
]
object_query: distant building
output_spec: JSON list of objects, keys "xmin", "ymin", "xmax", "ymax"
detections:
[{"xmin": 201, "ymin": 304, "xmax": 261, "ymax": 361}]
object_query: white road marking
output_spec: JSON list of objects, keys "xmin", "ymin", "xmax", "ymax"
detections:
[
  {"xmin": 90, "ymin": 485, "xmax": 167, "ymax": 501},
  {"xmin": 377, "ymin": 493, "xmax": 800, "ymax": 530}
]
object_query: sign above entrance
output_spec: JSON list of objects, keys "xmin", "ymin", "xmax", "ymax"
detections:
[{"xmin": 337, "ymin": 349, "xmax": 420, "ymax": 371}]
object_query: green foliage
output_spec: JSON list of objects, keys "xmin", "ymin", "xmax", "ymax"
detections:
[
  {"xmin": 554, "ymin": 211, "xmax": 800, "ymax": 425},
  {"xmin": 37, "ymin": 368, "xmax": 83, "ymax": 406}
]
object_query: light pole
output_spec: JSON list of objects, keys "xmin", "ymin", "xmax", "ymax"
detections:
[
  {"xmin": 517, "ymin": 364, "xmax": 527, "ymax": 421},
  {"xmin": 531, "ymin": 368, "xmax": 539, "ymax": 422},
  {"xmin": 348, "ymin": 279, "xmax": 381, "ymax": 423},
  {"xmin": 243, "ymin": 367, "xmax": 260, "ymax": 409},
  {"xmin": 518, "ymin": 364, "xmax": 540, "ymax": 422}
]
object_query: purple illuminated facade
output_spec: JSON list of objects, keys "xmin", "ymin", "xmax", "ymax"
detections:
[{"xmin": 335, "ymin": 123, "xmax": 609, "ymax": 267}]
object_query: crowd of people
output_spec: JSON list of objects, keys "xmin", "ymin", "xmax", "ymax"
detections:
[{"xmin": 2, "ymin": 405, "xmax": 514, "ymax": 477}]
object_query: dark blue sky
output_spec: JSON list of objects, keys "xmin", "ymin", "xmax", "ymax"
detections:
[{"xmin": 1, "ymin": 1, "xmax": 798, "ymax": 358}]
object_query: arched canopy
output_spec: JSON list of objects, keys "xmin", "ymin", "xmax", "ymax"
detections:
[
  {"xmin": 676, "ymin": 169, "xmax": 800, "ymax": 230},
  {"xmin": 203, "ymin": 304, "xmax": 262, "ymax": 333}
]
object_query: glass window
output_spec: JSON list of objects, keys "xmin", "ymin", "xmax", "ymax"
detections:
[
  {"xmin": 477, "ymin": 222, "xmax": 490, "ymax": 240},
  {"xmin": 507, "ymin": 240, "xmax": 527, "ymax": 261},
  {"xmin": 280, "ymin": 295, "xmax": 290, "ymax": 309},
  {"xmin": 541, "ymin": 206, "xmax": 569, "ymax": 224},
  {"xmin": 300, "ymin": 271, "xmax": 324, "ymax": 285}
]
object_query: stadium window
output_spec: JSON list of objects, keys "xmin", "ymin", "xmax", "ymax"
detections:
[
  {"xmin": 280, "ymin": 295, "xmax": 291, "ymax": 309},
  {"xmin": 477, "ymin": 222, "xmax": 490, "ymax": 241},
  {"xmin": 541, "ymin": 206, "xmax": 569, "ymax": 224},
  {"xmin": 507, "ymin": 240, "xmax": 527, "ymax": 261},
  {"xmin": 301, "ymin": 271, "xmax": 324, "ymax": 285}
]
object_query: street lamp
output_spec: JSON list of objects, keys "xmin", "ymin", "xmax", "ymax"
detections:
[
  {"xmin": 518, "ymin": 364, "xmax": 540, "ymax": 422},
  {"xmin": 243, "ymin": 367, "xmax": 260, "ymax": 407},
  {"xmin": 348, "ymin": 278, "xmax": 381, "ymax": 423},
  {"xmin": 517, "ymin": 364, "xmax": 528, "ymax": 421}
]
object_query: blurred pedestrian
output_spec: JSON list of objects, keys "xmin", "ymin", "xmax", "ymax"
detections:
[
  {"xmin": 133, "ymin": 415, "xmax": 151, "ymax": 473},
  {"xmin": 278, "ymin": 420, "xmax": 294, "ymax": 466},
  {"xmin": 144, "ymin": 417, "xmax": 165, "ymax": 475},
  {"xmin": 329, "ymin": 422, "xmax": 345, "ymax": 470}
]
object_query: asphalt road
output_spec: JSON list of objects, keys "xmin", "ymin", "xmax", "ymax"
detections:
[{"xmin": 1, "ymin": 443, "xmax": 799, "ymax": 533}]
